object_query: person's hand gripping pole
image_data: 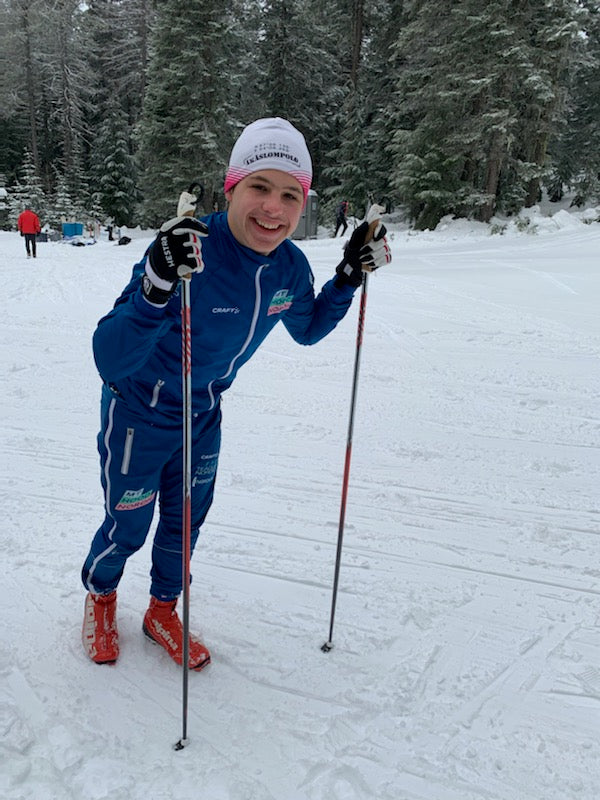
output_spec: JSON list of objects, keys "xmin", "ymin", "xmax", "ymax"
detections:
[
  {"xmin": 142, "ymin": 183, "xmax": 208, "ymax": 306},
  {"xmin": 334, "ymin": 203, "xmax": 391, "ymax": 288}
]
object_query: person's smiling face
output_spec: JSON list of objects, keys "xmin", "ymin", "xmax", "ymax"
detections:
[{"xmin": 225, "ymin": 170, "xmax": 304, "ymax": 254}]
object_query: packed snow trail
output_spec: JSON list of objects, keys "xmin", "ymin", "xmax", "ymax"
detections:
[{"xmin": 1, "ymin": 210, "xmax": 599, "ymax": 799}]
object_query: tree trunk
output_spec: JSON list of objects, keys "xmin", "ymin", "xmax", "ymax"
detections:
[
  {"xmin": 350, "ymin": 0, "xmax": 364, "ymax": 88},
  {"xmin": 57, "ymin": 3, "xmax": 75, "ymax": 177},
  {"xmin": 524, "ymin": 129, "xmax": 549, "ymax": 208},
  {"xmin": 478, "ymin": 133, "xmax": 505, "ymax": 222},
  {"xmin": 21, "ymin": 3, "xmax": 39, "ymax": 168}
]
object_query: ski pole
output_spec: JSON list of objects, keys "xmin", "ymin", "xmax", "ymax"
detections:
[
  {"xmin": 321, "ymin": 271, "xmax": 369, "ymax": 653},
  {"xmin": 322, "ymin": 207, "xmax": 383, "ymax": 653},
  {"xmin": 174, "ymin": 183, "xmax": 203, "ymax": 751},
  {"xmin": 174, "ymin": 272, "xmax": 193, "ymax": 750}
]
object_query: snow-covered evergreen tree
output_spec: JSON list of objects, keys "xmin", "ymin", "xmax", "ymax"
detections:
[
  {"xmin": 47, "ymin": 1, "xmax": 92, "ymax": 189},
  {"xmin": 48, "ymin": 170, "xmax": 78, "ymax": 229},
  {"xmin": 1, "ymin": 0, "xmax": 93, "ymax": 197},
  {"xmin": 2, "ymin": 0, "xmax": 598, "ymax": 229},
  {"xmin": 8, "ymin": 148, "xmax": 46, "ymax": 226},
  {"xmin": 548, "ymin": 0, "xmax": 600, "ymax": 204},
  {"xmin": 0, "ymin": 0, "xmax": 45, "ymax": 184},
  {"xmin": 136, "ymin": 0, "xmax": 245, "ymax": 224},
  {"xmin": 361, "ymin": 0, "xmax": 408, "ymax": 212},
  {"xmin": 84, "ymin": 0, "xmax": 154, "ymax": 158},
  {"xmin": 85, "ymin": 0, "xmax": 153, "ymax": 118},
  {"xmin": 321, "ymin": 0, "xmax": 378, "ymax": 217},
  {"xmin": 91, "ymin": 103, "xmax": 137, "ymax": 226},
  {"xmin": 386, "ymin": 0, "xmax": 585, "ymax": 228},
  {"xmin": 323, "ymin": 89, "xmax": 372, "ymax": 219},
  {"xmin": 255, "ymin": 0, "xmax": 344, "ymax": 189}
]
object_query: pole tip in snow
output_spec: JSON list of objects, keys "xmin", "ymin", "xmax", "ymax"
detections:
[
  {"xmin": 321, "ymin": 641, "xmax": 334, "ymax": 653},
  {"xmin": 173, "ymin": 737, "xmax": 189, "ymax": 751}
]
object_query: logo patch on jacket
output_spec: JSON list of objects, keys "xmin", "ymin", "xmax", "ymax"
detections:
[
  {"xmin": 115, "ymin": 488, "xmax": 156, "ymax": 511},
  {"xmin": 267, "ymin": 289, "xmax": 293, "ymax": 316}
]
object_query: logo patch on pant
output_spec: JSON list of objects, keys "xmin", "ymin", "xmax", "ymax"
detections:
[
  {"xmin": 267, "ymin": 289, "xmax": 293, "ymax": 316},
  {"xmin": 192, "ymin": 455, "xmax": 218, "ymax": 487},
  {"xmin": 115, "ymin": 488, "xmax": 156, "ymax": 511}
]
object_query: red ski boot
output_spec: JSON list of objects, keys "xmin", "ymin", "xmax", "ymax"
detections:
[
  {"xmin": 143, "ymin": 597, "xmax": 211, "ymax": 671},
  {"xmin": 82, "ymin": 591, "xmax": 119, "ymax": 664}
]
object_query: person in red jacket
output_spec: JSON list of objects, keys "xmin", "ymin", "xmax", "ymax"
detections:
[{"xmin": 17, "ymin": 206, "xmax": 41, "ymax": 258}]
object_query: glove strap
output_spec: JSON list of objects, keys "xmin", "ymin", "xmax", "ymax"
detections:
[
  {"xmin": 334, "ymin": 253, "xmax": 362, "ymax": 289},
  {"xmin": 141, "ymin": 274, "xmax": 174, "ymax": 306}
]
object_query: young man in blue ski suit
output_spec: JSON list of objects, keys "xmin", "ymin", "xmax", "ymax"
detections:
[{"xmin": 81, "ymin": 117, "xmax": 392, "ymax": 668}]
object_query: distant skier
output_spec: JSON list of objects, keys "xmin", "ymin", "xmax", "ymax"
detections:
[
  {"xmin": 334, "ymin": 199, "xmax": 349, "ymax": 237},
  {"xmin": 17, "ymin": 205, "xmax": 41, "ymax": 258},
  {"xmin": 80, "ymin": 118, "xmax": 392, "ymax": 670}
]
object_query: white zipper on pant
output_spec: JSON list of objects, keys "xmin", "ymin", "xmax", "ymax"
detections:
[
  {"xmin": 120, "ymin": 427, "xmax": 134, "ymax": 474},
  {"xmin": 150, "ymin": 379, "xmax": 165, "ymax": 408}
]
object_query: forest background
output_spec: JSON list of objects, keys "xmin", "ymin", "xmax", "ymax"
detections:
[{"xmin": 1, "ymin": 0, "xmax": 599, "ymax": 233}]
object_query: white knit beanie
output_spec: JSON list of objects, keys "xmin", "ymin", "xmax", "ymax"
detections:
[{"xmin": 224, "ymin": 117, "xmax": 312, "ymax": 200}]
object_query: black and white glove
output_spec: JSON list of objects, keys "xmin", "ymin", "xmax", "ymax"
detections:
[
  {"xmin": 142, "ymin": 216, "xmax": 209, "ymax": 306},
  {"xmin": 335, "ymin": 204, "xmax": 392, "ymax": 289}
]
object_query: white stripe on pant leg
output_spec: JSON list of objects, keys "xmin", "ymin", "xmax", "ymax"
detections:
[
  {"xmin": 87, "ymin": 397, "xmax": 119, "ymax": 592},
  {"xmin": 87, "ymin": 542, "xmax": 117, "ymax": 594}
]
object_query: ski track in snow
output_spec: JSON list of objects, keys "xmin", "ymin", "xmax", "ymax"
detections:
[{"xmin": 1, "ymin": 216, "xmax": 600, "ymax": 800}]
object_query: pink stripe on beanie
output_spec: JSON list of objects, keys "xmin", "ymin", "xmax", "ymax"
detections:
[{"xmin": 224, "ymin": 117, "xmax": 312, "ymax": 200}]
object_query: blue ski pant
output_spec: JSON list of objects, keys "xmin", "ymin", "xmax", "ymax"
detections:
[{"xmin": 82, "ymin": 387, "xmax": 221, "ymax": 601}]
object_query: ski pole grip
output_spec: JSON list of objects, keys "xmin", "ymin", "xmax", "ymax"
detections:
[
  {"xmin": 179, "ymin": 201, "xmax": 196, "ymax": 280},
  {"xmin": 364, "ymin": 203, "xmax": 385, "ymax": 244},
  {"xmin": 364, "ymin": 219, "xmax": 380, "ymax": 244},
  {"xmin": 177, "ymin": 181, "xmax": 204, "ymax": 218},
  {"xmin": 177, "ymin": 181, "xmax": 205, "ymax": 278}
]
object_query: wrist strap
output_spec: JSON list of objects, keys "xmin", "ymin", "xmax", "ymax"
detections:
[{"xmin": 141, "ymin": 274, "xmax": 174, "ymax": 306}]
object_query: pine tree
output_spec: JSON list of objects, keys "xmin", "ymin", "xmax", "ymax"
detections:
[
  {"xmin": 49, "ymin": 170, "xmax": 78, "ymax": 229},
  {"xmin": 8, "ymin": 148, "xmax": 46, "ymax": 226},
  {"xmin": 3, "ymin": 0, "xmax": 596, "ymax": 230},
  {"xmin": 136, "ymin": 0, "xmax": 245, "ymax": 224},
  {"xmin": 256, "ymin": 0, "xmax": 344, "ymax": 190},
  {"xmin": 324, "ymin": 90, "xmax": 372, "ymax": 219},
  {"xmin": 510, "ymin": 0, "xmax": 586, "ymax": 209},
  {"xmin": 386, "ymin": 0, "xmax": 585, "ymax": 228},
  {"xmin": 549, "ymin": 0, "xmax": 600, "ymax": 204},
  {"xmin": 84, "ymin": 0, "xmax": 154, "ymax": 163},
  {"xmin": 321, "ymin": 0, "xmax": 375, "ymax": 218},
  {"xmin": 47, "ymin": 1, "xmax": 92, "ymax": 189},
  {"xmin": 91, "ymin": 103, "xmax": 137, "ymax": 226},
  {"xmin": 0, "ymin": 0, "xmax": 44, "ymax": 184},
  {"xmin": 1, "ymin": 1, "xmax": 94, "ymax": 197},
  {"xmin": 362, "ymin": 0, "xmax": 409, "ymax": 213}
]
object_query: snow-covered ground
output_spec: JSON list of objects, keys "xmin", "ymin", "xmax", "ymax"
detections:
[{"xmin": 1, "ymin": 205, "xmax": 599, "ymax": 800}]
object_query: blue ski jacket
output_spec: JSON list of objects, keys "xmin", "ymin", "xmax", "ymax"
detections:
[{"xmin": 93, "ymin": 211, "xmax": 355, "ymax": 423}]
